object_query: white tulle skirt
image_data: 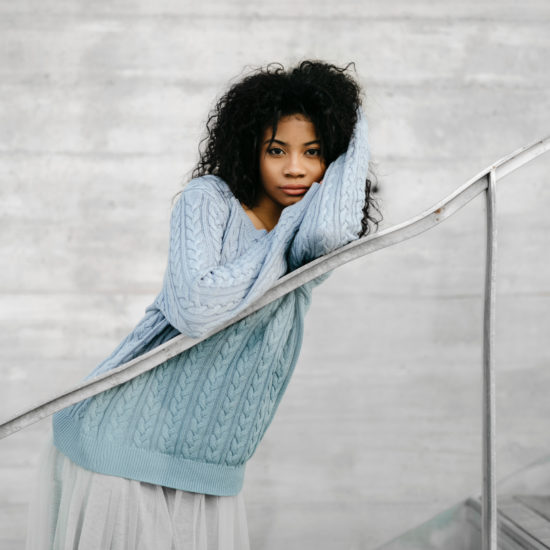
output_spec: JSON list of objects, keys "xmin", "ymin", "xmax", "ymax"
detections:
[{"xmin": 25, "ymin": 437, "xmax": 250, "ymax": 550}]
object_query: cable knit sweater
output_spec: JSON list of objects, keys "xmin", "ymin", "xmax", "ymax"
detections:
[{"xmin": 52, "ymin": 110, "xmax": 369, "ymax": 496}]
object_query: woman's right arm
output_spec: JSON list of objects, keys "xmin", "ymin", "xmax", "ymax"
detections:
[
  {"xmin": 151, "ymin": 176, "xmax": 320, "ymax": 338},
  {"xmin": 286, "ymin": 109, "xmax": 370, "ymax": 272}
]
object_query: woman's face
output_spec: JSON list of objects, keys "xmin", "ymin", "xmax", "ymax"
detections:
[{"xmin": 258, "ymin": 114, "xmax": 326, "ymax": 211}]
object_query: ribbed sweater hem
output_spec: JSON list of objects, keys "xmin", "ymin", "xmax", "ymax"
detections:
[{"xmin": 52, "ymin": 409, "xmax": 246, "ymax": 497}]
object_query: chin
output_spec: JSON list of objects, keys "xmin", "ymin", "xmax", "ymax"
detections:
[
  {"xmin": 281, "ymin": 196, "xmax": 304, "ymax": 207},
  {"xmin": 282, "ymin": 192, "xmax": 306, "ymax": 201}
]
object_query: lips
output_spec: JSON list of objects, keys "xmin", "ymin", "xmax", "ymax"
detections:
[{"xmin": 280, "ymin": 186, "xmax": 309, "ymax": 196}]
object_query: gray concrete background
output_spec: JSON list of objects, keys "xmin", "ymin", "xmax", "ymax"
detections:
[{"xmin": 1, "ymin": 1, "xmax": 549, "ymax": 548}]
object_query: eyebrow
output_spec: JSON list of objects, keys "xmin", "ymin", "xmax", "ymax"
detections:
[{"xmin": 263, "ymin": 138, "xmax": 320, "ymax": 146}]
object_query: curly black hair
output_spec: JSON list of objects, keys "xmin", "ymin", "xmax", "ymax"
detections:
[{"xmin": 191, "ymin": 60, "xmax": 380, "ymax": 237}]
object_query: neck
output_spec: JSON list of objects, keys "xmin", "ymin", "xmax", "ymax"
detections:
[{"xmin": 248, "ymin": 193, "xmax": 284, "ymax": 231}]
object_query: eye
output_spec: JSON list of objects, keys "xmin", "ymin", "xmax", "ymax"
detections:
[
  {"xmin": 267, "ymin": 147, "xmax": 284, "ymax": 156},
  {"xmin": 305, "ymin": 148, "xmax": 321, "ymax": 157}
]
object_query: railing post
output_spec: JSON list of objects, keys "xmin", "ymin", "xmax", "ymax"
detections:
[{"xmin": 482, "ymin": 169, "xmax": 497, "ymax": 550}]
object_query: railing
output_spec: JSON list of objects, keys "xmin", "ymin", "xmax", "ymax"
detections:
[{"xmin": 2, "ymin": 136, "xmax": 550, "ymax": 549}]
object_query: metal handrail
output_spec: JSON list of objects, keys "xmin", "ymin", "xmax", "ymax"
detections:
[
  {"xmin": 483, "ymin": 169, "xmax": 497, "ymax": 550},
  {"xmin": 1, "ymin": 134, "xmax": 549, "ymax": 549}
]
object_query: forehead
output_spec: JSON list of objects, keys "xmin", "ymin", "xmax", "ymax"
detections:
[{"xmin": 262, "ymin": 114, "xmax": 318, "ymax": 141}]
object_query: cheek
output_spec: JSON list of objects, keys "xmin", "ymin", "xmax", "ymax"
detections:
[
  {"xmin": 258, "ymin": 158, "xmax": 269, "ymax": 183},
  {"xmin": 317, "ymin": 162, "xmax": 327, "ymax": 179},
  {"xmin": 260, "ymin": 159, "xmax": 277, "ymax": 184}
]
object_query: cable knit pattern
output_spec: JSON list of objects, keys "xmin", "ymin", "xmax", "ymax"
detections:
[{"xmin": 52, "ymin": 109, "xmax": 370, "ymax": 496}]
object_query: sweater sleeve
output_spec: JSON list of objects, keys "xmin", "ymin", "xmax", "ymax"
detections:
[
  {"xmin": 151, "ymin": 175, "xmax": 321, "ymax": 338},
  {"xmin": 286, "ymin": 109, "xmax": 370, "ymax": 272}
]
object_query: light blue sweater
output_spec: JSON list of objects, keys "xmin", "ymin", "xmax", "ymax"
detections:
[{"xmin": 52, "ymin": 110, "xmax": 369, "ymax": 496}]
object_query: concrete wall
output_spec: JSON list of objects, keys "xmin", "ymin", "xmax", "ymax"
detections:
[{"xmin": 1, "ymin": 1, "xmax": 549, "ymax": 548}]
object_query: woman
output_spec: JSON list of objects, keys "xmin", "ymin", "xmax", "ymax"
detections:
[{"xmin": 26, "ymin": 59, "xmax": 379, "ymax": 550}]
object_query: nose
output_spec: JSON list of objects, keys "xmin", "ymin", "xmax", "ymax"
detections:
[{"xmin": 283, "ymin": 154, "xmax": 306, "ymax": 177}]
